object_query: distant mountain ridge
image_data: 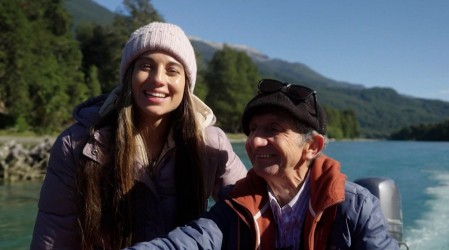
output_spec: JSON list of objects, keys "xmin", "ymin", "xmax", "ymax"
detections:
[
  {"xmin": 190, "ymin": 37, "xmax": 366, "ymax": 90},
  {"xmin": 189, "ymin": 37, "xmax": 449, "ymax": 137},
  {"xmin": 64, "ymin": 0, "xmax": 114, "ymax": 27},
  {"xmin": 64, "ymin": 0, "xmax": 449, "ymax": 138}
]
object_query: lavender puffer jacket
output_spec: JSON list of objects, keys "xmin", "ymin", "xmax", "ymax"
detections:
[{"xmin": 30, "ymin": 95, "xmax": 247, "ymax": 249}]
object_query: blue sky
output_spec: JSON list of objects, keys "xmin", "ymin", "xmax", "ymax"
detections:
[{"xmin": 93, "ymin": 0, "xmax": 449, "ymax": 102}]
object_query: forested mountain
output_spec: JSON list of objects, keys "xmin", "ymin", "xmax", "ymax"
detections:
[
  {"xmin": 64, "ymin": 0, "xmax": 113, "ymax": 27},
  {"xmin": 59, "ymin": 0, "xmax": 449, "ymax": 137},
  {"xmin": 190, "ymin": 39, "xmax": 449, "ymax": 138},
  {"xmin": 4, "ymin": 0, "xmax": 447, "ymax": 138}
]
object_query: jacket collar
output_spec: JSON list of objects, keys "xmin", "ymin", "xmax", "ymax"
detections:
[
  {"xmin": 308, "ymin": 154, "xmax": 346, "ymax": 215},
  {"xmin": 192, "ymin": 94, "xmax": 216, "ymax": 130},
  {"xmin": 227, "ymin": 170, "xmax": 276, "ymax": 249}
]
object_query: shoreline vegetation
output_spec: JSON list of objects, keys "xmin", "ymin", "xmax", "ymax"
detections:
[
  {"xmin": 0, "ymin": 134, "xmax": 386, "ymax": 145},
  {"xmin": 0, "ymin": 133, "xmax": 445, "ymax": 182}
]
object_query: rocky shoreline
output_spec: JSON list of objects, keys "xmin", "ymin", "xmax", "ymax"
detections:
[{"xmin": 0, "ymin": 137, "xmax": 54, "ymax": 182}]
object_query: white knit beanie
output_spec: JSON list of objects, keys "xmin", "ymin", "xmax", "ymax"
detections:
[{"xmin": 120, "ymin": 22, "xmax": 197, "ymax": 91}]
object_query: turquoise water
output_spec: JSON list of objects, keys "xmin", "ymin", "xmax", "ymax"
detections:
[
  {"xmin": 0, "ymin": 181, "xmax": 41, "ymax": 250},
  {"xmin": 233, "ymin": 140, "xmax": 449, "ymax": 250},
  {"xmin": 1, "ymin": 141, "xmax": 449, "ymax": 249}
]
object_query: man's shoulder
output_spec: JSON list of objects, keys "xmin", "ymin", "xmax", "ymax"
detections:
[
  {"xmin": 344, "ymin": 181, "xmax": 373, "ymax": 197},
  {"xmin": 217, "ymin": 184, "xmax": 236, "ymax": 200},
  {"xmin": 339, "ymin": 181, "xmax": 379, "ymax": 214}
]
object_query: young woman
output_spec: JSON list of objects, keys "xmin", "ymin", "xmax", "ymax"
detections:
[{"xmin": 30, "ymin": 22, "xmax": 247, "ymax": 250}]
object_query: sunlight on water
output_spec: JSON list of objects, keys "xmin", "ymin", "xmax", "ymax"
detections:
[
  {"xmin": 405, "ymin": 171, "xmax": 449, "ymax": 250},
  {"xmin": 2, "ymin": 141, "xmax": 449, "ymax": 249}
]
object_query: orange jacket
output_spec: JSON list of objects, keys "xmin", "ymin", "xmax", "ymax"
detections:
[{"xmin": 225, "ymin": 154, "xmax": 346, "ymax": 249}]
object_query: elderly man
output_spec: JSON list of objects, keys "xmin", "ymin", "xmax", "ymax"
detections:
[{"xmin": 126, "ymin": 79, "xmax": 399, "ymax": 250}]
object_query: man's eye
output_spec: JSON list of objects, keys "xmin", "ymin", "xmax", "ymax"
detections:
[
  {"xmin": 142, "ymin": 63, "xmax": 152, "ymax": 69},
  {"xmin": 248, "ymin": 125, "xmax": 257, "ymax": 134},
  {"xmin": 267, "ymin": 126, "xmax": 282, "ymax": 135}
]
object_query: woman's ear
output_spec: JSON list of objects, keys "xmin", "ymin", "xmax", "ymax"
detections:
[{"xmin": 304, "ymin": 134, "xmax": 325, "ymax": 160}]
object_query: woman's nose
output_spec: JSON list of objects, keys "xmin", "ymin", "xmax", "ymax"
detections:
[{"xmin": 148, "ymin": 67, "xmax": 165, "ymax": 85}]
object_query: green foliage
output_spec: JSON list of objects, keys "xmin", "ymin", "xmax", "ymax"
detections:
[
  {"xmin": 0, "ymin": 0, "xmax": 85, "ymax": 133},
  {"xmin": 324, "ymin": 107, "xmax": 360, "ymax": 139},
  {"xmin": 14, "ymin": 115, "xmax": 29, "ymax": 132},
  {"xmin": 114, "ymin": 0, "xmax": 163, "ymax": 34},
  {"xmin": 86, "ymin": 66, "xmax": 102, "ymax": 96},
  {"xmin": 0, "ymin": 0, "xmax": 166, "ymax": 133},
  {"xmin": 341, "ymin": 110, "xmax": 359, "ymax": 138},
  {"xmin": 76, "ymin": 23, "xmax": 122, "ymax": 92},
  {"xmin": 316, "ymin": 86, "xmax": 449, "ymax": 138},
  {"xmin": 2, "ymin": 0, "xmax": 449, "ymax": 139},
  {"xmin": 75, "ymin": 0, "xmax": 163, "ymax": 93},
  {"xmin": 205, "ymin": 46, "xmax": 260, "ymax": 132},
  {"xmin": 193, "ymin": 52, "xmax": 208, "ymax": 100},
  {"xmin": 390, "ymin": 120, "xmax": 449, "ymax": 141}
]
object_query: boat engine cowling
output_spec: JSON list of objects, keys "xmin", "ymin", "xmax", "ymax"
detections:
[{"xmin": 354, "ymin": 177, "xmax": 408, "ymax": 249}]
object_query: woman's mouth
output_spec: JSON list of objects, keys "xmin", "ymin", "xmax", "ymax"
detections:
[{"xmin": 144, "ymin": 91, "xmax": 167, "ymax": 98}]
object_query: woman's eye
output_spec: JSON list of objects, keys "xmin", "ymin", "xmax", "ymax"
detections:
[
  {"xmin": 167, "ymin": 67, "xmax": 180, "ymax": 75},
  {"xmin": 135, "ymin": 62, "xmax": 152, "ymax": 71}
]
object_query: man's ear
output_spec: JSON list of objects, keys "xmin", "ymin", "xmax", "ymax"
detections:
[{"xmin": 304, "ymin": 134, "xmax": 325, "ymax": 160}]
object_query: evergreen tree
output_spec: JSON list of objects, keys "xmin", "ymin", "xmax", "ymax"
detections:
[
  {"xmin": 205, "ymin": 46, "xmax": 259, "ymax": 132},
  {"xmin": 390, "ymin": 119, "xmax": 449, "ymax": 141},
  {"xmin": 324, "ymin": 106, "xmax": 360, "ymax": 139},
  {"xmin": 325, "ymin": 107, "xmax": 343, "ymax": 139},
  {"xmin": 341, "ymin": 110, "xmax": 359, "ymax": 139},
  {"xmin": 0, "ymin": 0, "xmax": 34, "ymax": 128},
  {"xmin": 76, "ymin": 0, "xmax": 163, "ymax": 93},
  {"xmin": 0, "ymin": 0, "xmax": 85, "ymax": 133},
  {"xmin": 76, "ymin": 24, "xmax": 122, "ymax": 92},
  {"xmin": 114, "ymin": 0, "xmax": 163, "ymax": 36},
  {"xmin": 193, "ymin": 52, "xmax": 208, "ymax": 100},
  {"xmin": 86, "ymin": 66, "xmax": 102, "ymax": 97}
]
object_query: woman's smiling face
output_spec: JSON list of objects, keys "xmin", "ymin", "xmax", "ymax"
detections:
[{"xmin": 132, "ymin": 51, "xmax": 186, "ymax": 123}]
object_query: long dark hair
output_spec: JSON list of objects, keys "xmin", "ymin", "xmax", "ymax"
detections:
[
  {"xmin": 173, "ymin": 84, "xmax": 206, "ymax": 225},
  {"xmin": 76, "ymin": 65, "xmax": 206, "ymax": 249}
]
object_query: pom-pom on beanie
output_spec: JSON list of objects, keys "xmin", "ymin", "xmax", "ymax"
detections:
[
  {"xmin": 120, "ymin": 22, "xmax": 197, "ymax": 91},
  {"xmin": 241, "ymin": 91, "xmax": 328, "ymax": 136}
]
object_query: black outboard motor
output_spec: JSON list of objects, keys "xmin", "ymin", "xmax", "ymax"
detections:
[{"xmin": 354, "ymin": 177, "xmax": 409, "ymax": 249}]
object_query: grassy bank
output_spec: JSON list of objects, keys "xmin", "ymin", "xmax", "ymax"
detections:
[
  {"xmin": 0, "ymin": 130, "xmax": 55, "ymax": 146},
  {"xmin": 226, "ymin": 133, "xmax": 247, "ymax": 142}
]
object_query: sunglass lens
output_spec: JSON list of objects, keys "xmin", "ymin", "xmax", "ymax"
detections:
[
  {"xmin": 289, "ymin": 85, "xmax": 313, "ymax": 99},
  {"xmin": 259, "ymin": 79, "xmax": 284, "ymax": 93}
]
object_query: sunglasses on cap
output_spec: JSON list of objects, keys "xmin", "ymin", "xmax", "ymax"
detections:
[{"xmin": 257, "ymin": 79, "xmax": 319, "ymax": 118}]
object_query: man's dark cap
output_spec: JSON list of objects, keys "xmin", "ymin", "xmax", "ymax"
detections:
[{"xmin": 241, "ymin": 91, "xmax": 327, "ymax": 135}]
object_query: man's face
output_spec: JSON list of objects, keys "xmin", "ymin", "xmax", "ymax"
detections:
[{"xmin": 245, "ymin": 112, "xmax": 308, "ymax": 182}]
